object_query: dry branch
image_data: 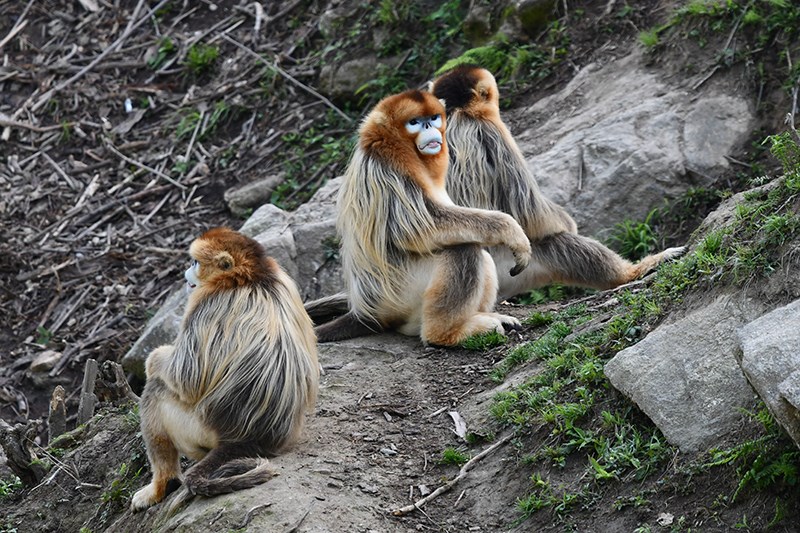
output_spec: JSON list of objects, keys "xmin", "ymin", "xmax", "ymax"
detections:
[{"xmin": 390, "ymin": 434, "xmax": 513, "ymax": 516}]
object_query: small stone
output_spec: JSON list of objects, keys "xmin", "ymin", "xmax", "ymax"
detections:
[
  {"xmin": 30, "ymin": 350, "xmax": 61, "ymax": 372},
  {"xmin": 379, "ymin": 447, "xmax": 397, "ymax": 456}
]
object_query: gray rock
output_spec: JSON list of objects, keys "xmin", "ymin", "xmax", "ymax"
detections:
[
  {"xmin": 223, "ymin": 173, "xmax": 284, "ymax": 218},
  {"xmin": 319, "ymin": 56, "xmax": 380, "ymax": 104},
  {"xmin": 121, "ymin": 288, "xmax": 186, "ymax": 378},
  {"xmin": 512, "ymin": 51, "xmax": 755, "ymax": 236},
  {"xmin": 737, "ymin": 298, "xmax": 800, "ymax": 449},
  {"xmin": 239, "ymin": 202, "xmax": 290, "ymax": 237},
  {"xmin": 604, "ymin": 295, "xmax": 761, "ymax": 452}
]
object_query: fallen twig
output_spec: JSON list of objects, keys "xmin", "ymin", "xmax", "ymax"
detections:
[
  {"xmin": 104, "ymin": 139, "xmax": 187, "ymax": 190},
  {"xmin": 220, "ymin": 34, "xmax": 352, "ymax": 123},
  {"xmin": 390, "ymin": 433, "xmax": 513, "ymax": 516},
  {"xmin": 29, "ymin": 0, "xmax": 170, "ymax": 113}
]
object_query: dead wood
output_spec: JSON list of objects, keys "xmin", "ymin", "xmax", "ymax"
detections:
[{"xmin": 0, "ymin": 418, "xmax": 48, "ymax": 486}]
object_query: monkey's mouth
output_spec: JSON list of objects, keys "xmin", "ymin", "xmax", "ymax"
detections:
[
  {"xmin": 418, "ymin": 140, "xmax": 442, "ymax": 154},
  {"xmin": 186, "ymin": 281, "xmax": 197, "ymax": 292}
]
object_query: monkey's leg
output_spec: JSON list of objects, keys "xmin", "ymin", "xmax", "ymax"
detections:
[
  {"xmin": 183, "ymin": 442, "xmax": 274, "ymax": 497},
  {"xmin": 498, "ymin": 232, "xmax": 684, "ymax": 298},
  {"xmin": 421, "ymin": 245, "xmax": 519, "ymax": 346},
  {"xmin": 131, "ymin": 379, "xmax": 182, "ymax": 512}
]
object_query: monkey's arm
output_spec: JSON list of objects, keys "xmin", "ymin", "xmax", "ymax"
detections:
[{"xmin": 412, "ymin": 200, "xmax": 532, "ymax": 275}]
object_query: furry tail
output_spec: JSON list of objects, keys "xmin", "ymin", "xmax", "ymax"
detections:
[
  {"xmin": 315, "ymin": 310, "xmax": 383, "ymax": 342},
  {"xmin": 534, "ymin": 233, "xmax": 685, "ymax": 290},
  {"xmin": 166, "ymin": 445, "xmax": 275, "ymax": 515},
  {"xmin": 304, "ymin": 292, "xmax": 350, "ymax": 323},
  {"xmin": 188, "ymin": 457, "xmax": 274, "ymax": 495}
]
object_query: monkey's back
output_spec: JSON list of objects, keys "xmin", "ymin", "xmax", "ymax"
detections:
[{"xmin": 173, "ymin": 270, "xmax": 318, "ymax": 451}]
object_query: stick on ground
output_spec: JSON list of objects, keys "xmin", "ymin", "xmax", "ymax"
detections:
[{"xmin": 390, "ymin": 433, "xmax": 513, "ymax": 516}]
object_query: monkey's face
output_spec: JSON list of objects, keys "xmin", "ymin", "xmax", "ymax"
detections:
[
  {"xmin": 185, "ymin": 259, "xmax": 200, "ymax": 292},
  {"xmin": 405, "ymin": 114, "xmax": 443, "ymax": 155}
]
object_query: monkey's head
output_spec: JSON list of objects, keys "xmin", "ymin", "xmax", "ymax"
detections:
[
  {"xmin": 430, "ymin": 65, "xmax": 500, "ymax": 121},
  {"xmin": 185, "ymin": 227, "xmax": 273, "ymax": 293},
  {"xmin": 360, "ymin": 90, "xmax": 448, "ymax": 176}
]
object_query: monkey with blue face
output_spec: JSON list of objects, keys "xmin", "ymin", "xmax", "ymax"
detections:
[{"xmin": 309, "ymin": 90, "xmax": 532, "ymax": 346}]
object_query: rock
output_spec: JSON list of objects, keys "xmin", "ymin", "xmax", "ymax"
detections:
[
  {"xmin": 463, "ymin": 4, "xmax": 494, "ymax": 44},
  {"xmin": 516, "ymin": 0, "xmax": 557, "ymax": 36},
  {"xmin": 121, "ymin": 288, "xmax": 186, "ymax": 378},
  {"xmin": 737, "ymin": 298, "xmax": 800, "ymax": 449},
  {"xmin": 512, "ymin": 50, "xmax": 756, "ymax": 236},
  {"xmin": 239, "ymin": 202, "xmax": 290, "ymax": 237},
  {"xmin": 319, "ymin": 56, "xmax": 380, "ymax": 104},
  {"xmin": 604, "ymin": 295, "xmax": 761, "ymax": 452},
  {"xmin": 223, "ymin": 174, "xmax": 285, "ymax": 218},
  {"xmin": 290, "ymin": 177, "xmax": 343, "ymax": 300},
  {"xmin": 29, "ymin": 350, "xmax": 61, "ymax": 372}
]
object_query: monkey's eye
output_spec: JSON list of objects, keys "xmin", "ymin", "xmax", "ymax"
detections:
[
  {"xmin": 405, "ymin": 118, "xmax": 423, "ymax": 134},
  {"xmin": 429, "ymin": 115, "xmax": 442, "ymax": 128}
]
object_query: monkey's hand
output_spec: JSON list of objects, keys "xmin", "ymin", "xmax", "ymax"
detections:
[
  {"xmin": 509, "ymin": 233, "xmax": 531, "ymax": 276},
  {"xmin": 506, "ymin": 220, "xmax": 531, "ymax": 277}
]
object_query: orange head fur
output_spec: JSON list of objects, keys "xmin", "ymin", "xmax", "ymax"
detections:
[
  {"xmin": 188, "ymin": 227, "xmax": 277, "ymax": 293},
  {"xmin": 430, "ymin": 65, "xmax": 501, "ymax": 123},
  {"xmin": 359, "ymin": 89, "xmax": 448, "ymax": 184}
]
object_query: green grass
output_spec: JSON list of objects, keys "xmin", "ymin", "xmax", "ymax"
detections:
[
  {"xmin": 101, "ymin": 462, "xmax": 142, "ymax": 505},
  {"xmin": 608, "ymin": 209, "xmax": 659, "ymax": 261},
  {"xmin": 440, "ymin": 447, "xmax": 470, "ymax": 466},
  {"xmin": 0, "ymin": 476, "xmax": 21, "ymax": 501},
  {"xmin": 704, "ymin": 407, "xmax": 799, "ymax": 500},
  {"xmin": 184, "ymin": 43, "xmax": 219, "ymax": 75},
  {"xmin": 461, "ymin": 330, "xmax": 508, "ymax": 350}
]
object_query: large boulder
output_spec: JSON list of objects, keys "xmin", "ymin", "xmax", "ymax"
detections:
[
  {"xmin": 511, "ymin": 50, "xmax": 756, "ymax": 237},
  {"xmin": 604, "ymin": 295, "xmax": 762, "ymax": 452},
  {"xmin": 737, "ymin": 298, "xmax": 800, "ymax": 449}
]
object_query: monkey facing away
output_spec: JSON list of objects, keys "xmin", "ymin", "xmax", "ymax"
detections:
[
  {"xmin": 310, "ymin": 89, "xmax": 532, "ymax": 346},
  {"xmin": 429, "ymin": 65, "xmax": 684, "ymax": 300},
  {"xmin": 131, "ymin": 227, "xmax": 319, "ymax": 511}
]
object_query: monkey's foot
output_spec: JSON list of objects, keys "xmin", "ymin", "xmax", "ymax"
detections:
[
  {"xmin": 493, "ymin": 313, "xmax": 522, "ymax": 332},
  {"xmin": 130, "ymin": 482, "xmax": 161, "ymax": 511},
  {"xmin": 661, "ymin": 246, "xmax": 686, "ymax": 260},
  {"xmin": 466, "ymin": 312, "xmax": 520, "ymax": 337}
]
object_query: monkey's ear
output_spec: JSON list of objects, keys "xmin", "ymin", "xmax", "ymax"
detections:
[
  {"xmin": 421, "ymin": 80, "xmax": 433, "ymax": 92},
  {"xmin": 214, "ymin": 251, "xmax": 234, "ymax": 271},
  {"xmin": 438, "ymin": 98, "xmax": 446, "ymax": 109},
  {"xmin": 475, "ymin": 79, "xmax": 492, "ymax": 101}
]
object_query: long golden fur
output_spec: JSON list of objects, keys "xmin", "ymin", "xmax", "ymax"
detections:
[
  {"xmin": 430, "ymin": 66, "xmax": 684, "ymax": 299},
  {"xmin": 311, "ymin": 90, "xmax": 532, "ymax": 346},
  {"xmin": 131, "ymin": 227, "xmax": 319, "ymax": 512}
]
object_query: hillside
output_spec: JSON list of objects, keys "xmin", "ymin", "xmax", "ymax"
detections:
[{"xmin": 1, "ymin": 1, "xmax": 799, "ymax": 532}]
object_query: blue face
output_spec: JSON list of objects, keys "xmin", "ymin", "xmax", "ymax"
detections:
[
  {"xmin": 185, "ymin": 259, "xmax": 199, "ymax": 292},
  {"xmin": 406, "ymin": 114, "xmax": 443, "ymax": 155}
]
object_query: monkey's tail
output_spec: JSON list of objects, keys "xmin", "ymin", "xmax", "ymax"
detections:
[
  {"xmin": 189, "ymin": 457, "xmax": 274, "ymax": 495},
  {"xmin": 166, "ymin": 446, "xmax": 275, "ymax": 515},
  {"xmin": 315, "ymin": 310, "xmax": 383, "ymax": 342},
  {"xmin": 304, "ymin": 292, "xmax": 350, "ymax": 324}
]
